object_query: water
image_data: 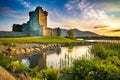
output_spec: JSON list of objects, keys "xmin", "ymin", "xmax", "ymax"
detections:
[
  {"xmin": 22, "ymin": 45, "xmax": 93, "ymax": 69},
  {"xmin": 86, "ymin": 40, "xmax": 120, "ymax": 43}
]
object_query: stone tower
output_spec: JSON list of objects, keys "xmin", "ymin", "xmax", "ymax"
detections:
[
  {"xmin": 37, "ymin": 6, "xmax": 48, "ymax": 36},
  {"xmin": 21, "ymin": 6, "xmax": 48, "ymax": 36}
]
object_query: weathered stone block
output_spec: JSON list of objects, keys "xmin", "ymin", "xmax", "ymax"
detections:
[
  {"xmin": 24, "ymin": 48, "xmax": 31, "ymax": 53},
  {"xmin": 20, "ymin": 49, "xmax": 25, "ymax": 54},
  {"xmin": 10, "ymin": 51, "xmax": 15, "ymax": 55},
  {"xmin": 15, "ymin": 50, "xmax": 21, "ymax": 54},
  {"xmin": 7, "ymin": 47, "xmax": 16, "ymax": 52},
  {"xmin": 41, "ymin": 45, "xmax": 46, "ymax": 49},
  {"xmin": 30, "ymin": 48, "xmax": 34, "ymax": 52},
  {"xmin": 35, "ymin": 48, "xmax": 40, "ymax": 51}
]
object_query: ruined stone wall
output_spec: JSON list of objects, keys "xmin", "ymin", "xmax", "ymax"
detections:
[
  {"xmin": 45, "ymin": 28, "xmax": 61, "ymax": 36},
  {"xmin": 0, "ymin": 31, "xmax": 44, "ymax": 37},
  {"xmin": 38, "ymin": 7, "xmax": 48, "ymax": 36},
  {"xmin": 46, "ymin": 28, "xmax": 56, "ymax": 36},
  {"xmin": 22, "ymin": 7, "xmax": 43, "ymax": 36},
  {"xmin": 0, "ymin": 31, "xmax": 29, "ymax": 37},
  {"xmin": 11, "ymin": 6, "xmax": 61, "ymax": 37}
]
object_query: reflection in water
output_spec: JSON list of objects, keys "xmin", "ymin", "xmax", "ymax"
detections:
[
  {"xmin": 21, "ymin": 58, "xmax": 30, "ymax": 67},
  {"xmin": 68, "ymin": 46, "xmax": 73, "ymax": 53},
  {"xmin": 22, "ymin": 45, "xmax": 93, "ymax": 69},
  {"xmin": 47, "ymin": 46, "xmax": 92, "ymax": 69},
  {"xmin": 28, "ymin": 53, "xmax": 47, "ymax": 69},
  {"xmin": 86, "ymin": 40, "xmax": 120, "ymax": 43}
]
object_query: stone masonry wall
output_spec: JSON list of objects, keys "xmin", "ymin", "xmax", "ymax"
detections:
[
  {"xmin": 0, "ymin": 31, "xmax": 43, "ymax": 37},
  {"xmin": 38, "ymin": 7, "xmax": 48, "ymax": 36}
]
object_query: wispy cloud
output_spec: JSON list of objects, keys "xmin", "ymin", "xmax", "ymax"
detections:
[
  {"xmin": 48, "ymin": 0, "xmax": 120, "ymax": 35},
  {"xmin": 94, "ymin": 25, "xmax": 108, "ymax": 29},
  {"xmin": 110, "ymin": 29, "xmax": 120, "ymax": 32},
  {"xmin": 95, "ymin": 0, "xmax": 120, "ymax": 12},
  {"xmin": 0, "ymin": 7, "xmax": 16, "ymax": 15},
  {"xmin": 17, "ymin": 0, "xmax": 31, "ymax": 8},
  {"xmin": 48, "ymin": 9, "xmax": 93, "ymax": 31},
  {"xmin": 65, "ymin": 3, "xmax": 73, "ymax": 10},
  {"xmin": 65, "ymin": 0, "xmax": 111, "ymax": 26},
  {"xmin": 0, "ymin": 7, "xmax": 29, "ymax": 31},
  {"xmin": 66, "ymin": 0, "xmax": 120, "ymax": 33},
  {"xmin": 0, "ymin": 7, "xmax": 28, "ymax": 20}
]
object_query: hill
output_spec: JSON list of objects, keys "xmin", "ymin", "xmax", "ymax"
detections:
[{"xmin": 61, "ymin": 29, "xmax": 99, "ymax": 37}]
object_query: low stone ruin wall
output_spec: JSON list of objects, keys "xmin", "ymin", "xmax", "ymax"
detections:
[
  {"xmin": 0, "ymin": 31, "xmax": 29, "ymax": 37},
  {"xmin": 0, "ymin": 31, "xmax": 43, "ymax": 37},
  {"xmin": 1, "ymin": 43, "xmax": 62, "ymax": 56}
]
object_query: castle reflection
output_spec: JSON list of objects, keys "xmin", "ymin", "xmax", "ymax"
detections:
[
  {"xmin": 22, "ymin": 45, "xmax": 92, "ymax": 69},
  {"xmin": 27, "ymin": 48, "xmax": 61, "ymax": 69}
]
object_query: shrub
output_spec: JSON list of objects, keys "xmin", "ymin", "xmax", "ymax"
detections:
[
  {"xmin": 0, "ymin": 54, "xmax": 11, "ymax": 69},
  {"xmin": 9, "ymin": 60, "xmax": 29, "ymax": 72},
  {"xmin": 42, "ymin": 68, "xmax": 60, "ymax": 80},
  {"xmin": 28, "ymin": 66, "xmax": 39, "ymax": 78},
  {"xmin": 72, "ymin": 59, "xmax": 93, "ymax": 80}
]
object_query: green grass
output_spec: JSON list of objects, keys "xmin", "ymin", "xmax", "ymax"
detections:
[
  {"xmin": 65, "ymin": 43, "xmax": 120, "ymax": 80},
  {"xmin": 0, "ymin": 36, "xmax": 81, "ymax": 44},
  {"xmin": 91, "ymin": 43, "xmax": 120, "ymax": 59}
]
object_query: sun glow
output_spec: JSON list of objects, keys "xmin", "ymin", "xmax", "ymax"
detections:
[{"xmin": 108, "ymin": 23, "xmax": 119, "ymax": 28}]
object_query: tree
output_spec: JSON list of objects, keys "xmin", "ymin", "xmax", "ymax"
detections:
[{"xmin": 67, "ymin": 29, "xmax": 75, "ymax": 39}]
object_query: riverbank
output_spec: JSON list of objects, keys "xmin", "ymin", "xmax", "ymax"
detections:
[
  {"xmin": 0, "ymin": 42, "xmax": 91, "ymax": 59},
  {"xmin": 0, "ymin": 36, "xmax": 87, "ymax": 58}
]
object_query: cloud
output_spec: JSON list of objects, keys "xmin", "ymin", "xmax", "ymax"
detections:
[
  {"xmin": 65, "ymin": 4, "xmax": 73, "ymax": 10},
  {"xmin": 110, "ymin": 29, "xmax": 120, "ymax": 32},
  {"xmin": 63, "ymin": 0, "xmax": 120, "ymax": 36},
  {"xmin": 49, "ymin": 1, "xmax": 100, "ymax": 31},
  {"xmin": 65, "ymin": 0, "xmax": 114, "ymax": 27},
  {"xmin": 96, "ymin": 2, "xmax": 120, "ymax": 12},
  {"xmin": 0, "ymin": 7, "xmax": 28, "ymax": 20},
  {"xmin": 47, "ymin": 0, "xmax": 120, "ymax": 36},
  {"xmin": 65, "ymin": 0, "xmax": 78, "ymax": 10},
  {"xmin": 48, "ymin": 0, "xmax": 110, "ymax": 32},
  {"xmin": 94, "ymin": 25, "xmax": 108, "ymax": 29},
  {"xmin": 17, "ymin": 0, "xmax": 31, "ymax": 8},
  {"xmin": 0, "ymin": 7, "xmax": 16, "ymax": 15},
  {"xmin": 48, "ymin": 9, "xmax": 93, "ymax": 31}
]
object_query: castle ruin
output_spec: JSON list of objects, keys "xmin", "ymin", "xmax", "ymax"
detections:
[{"xmin": 12, "ymin": 6, "xmax": 61, "ymax": 36}]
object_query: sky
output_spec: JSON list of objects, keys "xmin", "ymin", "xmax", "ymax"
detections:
[{"xmin": 0, "ymin": 0, "xmax": 120, "ymax": 36}]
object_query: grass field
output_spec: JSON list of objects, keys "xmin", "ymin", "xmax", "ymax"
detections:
[{"xmin": 0, "ymin": 36, "xmax": 81, "ymax": 44}]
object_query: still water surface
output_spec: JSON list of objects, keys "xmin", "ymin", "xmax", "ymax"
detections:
[{"xmin": 22, "ymin": 45, "xmax": 93, "ymax": 69}]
